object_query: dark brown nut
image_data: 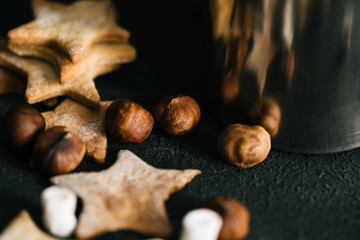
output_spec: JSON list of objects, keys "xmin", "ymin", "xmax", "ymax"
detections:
[
  {"xmin": 3, "ymin": 104, "xmax": 45, "ymax": 154},
  {"xmin": 30, "ymin": 126, "xmax": 85, "ymax": 175},
  {"xmin": 152, "ymin": 95, "xmax": 201, "ymax": 136},
  {"xmin": 203, "ymin": 197, "xmax": 250, "ymax": 240},
  {"xmin": 217, "ymin": 123, "xmax": 270, "ymax": 168},
  {"xmin": 248, "ymin": 97, "xmax": 281, "ymax": 137},
  {"xmin": 40, "ymin": 97, "xmax": 59, "ymax": 108},
  {"xmin": 105, "ymin": 98, "xmax": 154, "ymax": 143}
]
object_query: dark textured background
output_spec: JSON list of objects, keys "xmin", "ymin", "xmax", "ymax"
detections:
[{"xmin": 1, "ymin": 1, "xmax": 360, "ymax": 239}]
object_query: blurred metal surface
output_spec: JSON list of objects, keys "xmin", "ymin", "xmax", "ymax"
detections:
[{"xmin": 203, "ymin": 0, "xmax": 360, "ymax": 153}]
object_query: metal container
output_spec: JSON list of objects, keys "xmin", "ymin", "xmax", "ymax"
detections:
[{"xmin": 202, "ymin": 0, "xmax": 360, "ymax": 153}]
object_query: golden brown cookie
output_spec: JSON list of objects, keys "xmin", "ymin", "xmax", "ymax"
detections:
[
  {"xmin": 0, "ymin": 51, "xmax": 118, "ymax": 110},
  {"xmin": 0, "ymin": 210, "xmax": 60, "ymax": 240},
  {"xmin": 51, "ymin": 150, "xmax": 201, "ymax": 239},
  {"xmin": 9, "ymin": 42, "xmax": 136, "ymax": 84},
  {"xmin": 8, "ymin": 0, "xmax": 130, "ymax": 62},
  {"xmin": 42, "ymin": 99, "xmax": 111, "ymax": 164},
  {"xmin": 0, "ymin": 39, "xmax": 26, "ymax": 95}
]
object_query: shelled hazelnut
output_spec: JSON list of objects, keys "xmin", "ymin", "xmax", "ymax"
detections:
[
  {"xmin": 3, "ymin": 104, "xmax": 45, "ymax": 154},
  {"xmin": 249, "ymin": 97, "xmax": 281, "ymax": 137},
  {"xmin": 152, "ymin": 95, "xmax": 201, "ymax": 136},
  {"xmin": 40, "ymin": 97, "xmax": 59, "ymax": 109},
  {"xmin": 30, "ymin": 126, "xmax": 85, "ymax": 175},
  {"xmin": 204, "ymin": 197, "xmax": 250, "ymax": 240},
  {"xmin": 217, "ymin": 123, "xmax": 270, "ymax": 168},
  {"xmin": 105, "ymin": 98, "xmax": 154, "ymax": 143}
]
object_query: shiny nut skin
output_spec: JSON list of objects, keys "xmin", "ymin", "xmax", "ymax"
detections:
[
  {"xmin": 217, "ymin": 124, "xmax": 270, "ymax": 168},
  {"xmin": 152, "ymin": 95, "xmax": 201, "ymax": 136},
  {"xmin": 30, "ymin": 126, "xmax": 85, "ymax": 175},
  {"xmin": 40, "ymin": 97, "xmax": 59, "ymax": 109},
  {"xmin": 249, "ymin": 97, "xmax": 281, "ymax": 137},
  {"xmin": 105, "ymin": 99, "xmax": 154, "ymax": 143},
  {"xmin": 204, "ymin": 197, "xmax": 250, "ymax": 240},
  {"xmin": 3, "ymin": 104, "xmax": 45, "ymax": 154}
]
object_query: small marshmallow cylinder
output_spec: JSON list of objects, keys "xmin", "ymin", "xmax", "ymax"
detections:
[
  {"xmin": 41, "ymin": 186, "xmax": 77, "ymax": 238},
  {"xmin": 179, "ymin": 208, "xmax": 223, "ymax": 240}
]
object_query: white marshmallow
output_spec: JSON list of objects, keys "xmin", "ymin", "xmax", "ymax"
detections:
[
  {"xmin": 179, "ymin": 208, "xmax": 223, "ymax": 240},
  {"xmin": 41, "ymin": 186, "xmax": 77, "ymax": 238}
]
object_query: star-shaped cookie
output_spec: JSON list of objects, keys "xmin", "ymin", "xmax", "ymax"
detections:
[
  {"xmin": 8, "ymin": 0, "xmax": 130, "ymax": 62},
  {"xmin": 0, "ymin": 39, "xmax": 26, "ymax": 95},
  {"xmin": 0, "ymin": 210, "xmax": 60, "ymax": 240},
  {"xmin": 42, "ymin": 98, "xmax": 111, "ymax": 164},
  {"xmin": 51, "ymin": 150, "xmax": 201, "ymax": 239},
  {"xmin": 9, "ymin": 42, "xmax": 136, "ymax": 84},
  {"xmin": 0, "ymin": 51, "xmax": 117, "ymax": 110}
]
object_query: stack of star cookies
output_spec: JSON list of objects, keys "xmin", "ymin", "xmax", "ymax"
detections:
[{"xmin": 0, "ymin": 0, "xmax": 136, "ymax": 110}]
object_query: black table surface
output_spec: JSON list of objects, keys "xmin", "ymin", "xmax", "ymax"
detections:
[{"xmin": 1, "ymin": 1, "xmax": 360, "ymax": 240}]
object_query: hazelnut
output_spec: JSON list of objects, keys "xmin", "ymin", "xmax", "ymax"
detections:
[
  {"xmin": 105, "ymin": 98, "xmax": 154, "ymax": 143},
  {"xmin": 40, "ymin": 97, "xmax": 59, "ymax": 109},
  {"xmin": 152, "ymin": 95, "xmax": 201, "ymax": 136},
  {"xmin": 203, "ymin": 197, "xmax": 250, "ymax": 240},
  {"xmin": 3, "ymin": 104, "xmax": 45, "ymax": 154},
  {"xmin": 248, "ymin": 97, "xmax": 281, "ymax": 137},
  {"xmin": 217, "ymin": 124, "xmax": 270, "ymax": 168},
  {"xmin": 30, "ymin": 126, "xmax": 85, "ymax": 175}
]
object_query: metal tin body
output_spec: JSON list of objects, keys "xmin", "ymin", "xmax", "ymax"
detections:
[{"xmin": 203, "ymin": 0, "xmax": 360, "ymax": 153}]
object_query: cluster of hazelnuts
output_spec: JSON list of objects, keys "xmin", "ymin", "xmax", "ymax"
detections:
[
  {"xmin": 106, "ymin": 95, "xmax": 201, "ymax": 143},
  {"xmin": 3, "ymin": 92, "xmax": 278, "ymax": 173},
  {"xmin": 3, "ymin": 95, "xmax": 201, "ymax": 175},
  {"xmin": 217, "ymin": 97, "xmax": 280, "ymax": 168}
]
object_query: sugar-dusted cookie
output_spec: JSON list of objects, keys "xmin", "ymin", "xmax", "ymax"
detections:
[
  {"xmin": 42, "ymin": 99, "xmax": 111, "ymax": 164},
  {"xmin": 9, "ymin": 42, "xmax": 136, "ymax": 84},
  {"xmin": 8, "ymin": 0, "xmax": 130, "ymax": 62},
  {"xmin": 0, "ymin": 51, "xmax": 118, "ymax": 109},
  {"xmin": 0, "ymin": 210, "xmax": 60, "ymax": 240},
  {"xmin": 51, "ymin": 150, "xmax": 201, "ymax": 239}
]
